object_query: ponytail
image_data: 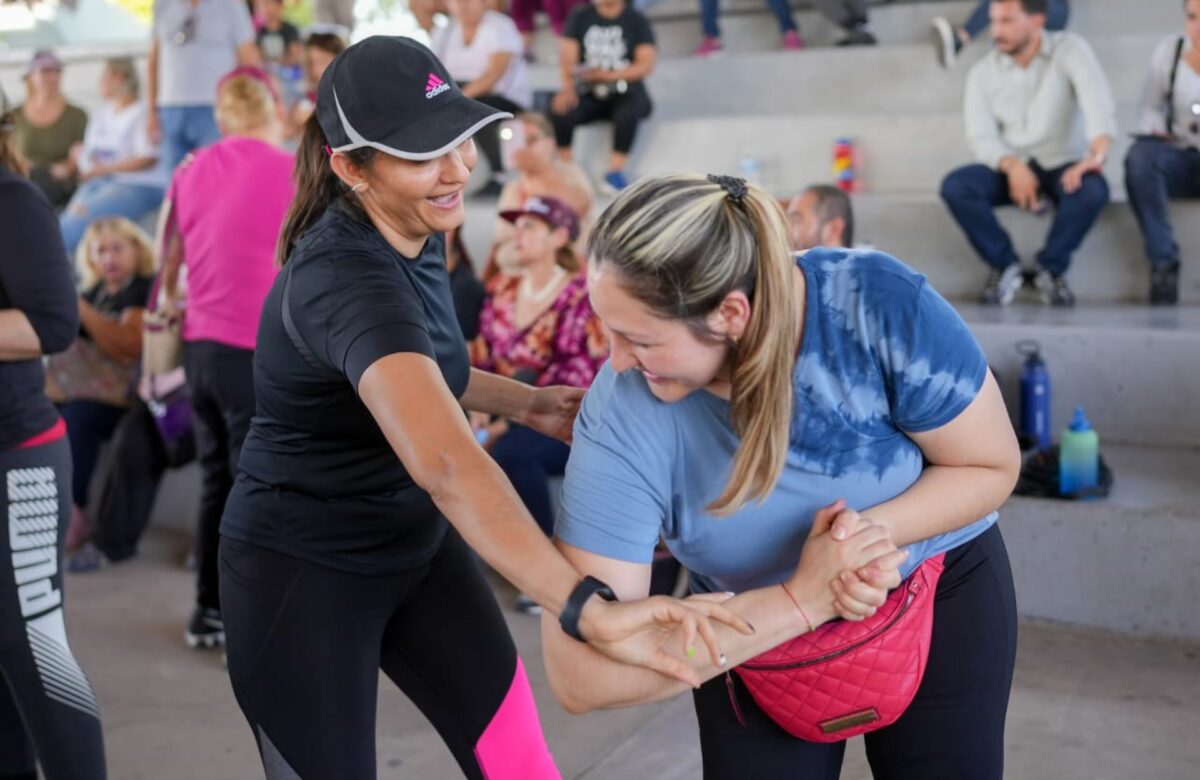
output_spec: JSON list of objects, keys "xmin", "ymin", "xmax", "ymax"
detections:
[
  {"xmin": 587, "ymin": 174, "xmax": 798, "ymax": 516},
  {"xmin": 276, "ymin": 113, "xmax": 374, "ymax": 267}
]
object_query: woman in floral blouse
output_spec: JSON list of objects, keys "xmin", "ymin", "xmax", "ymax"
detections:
[{"xmin": 470, "ymin": 195, "xmax": 608, "ymax": 613}]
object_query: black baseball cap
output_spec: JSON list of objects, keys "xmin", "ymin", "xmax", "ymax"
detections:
[{"xmin": 316, "ymin": 36, "xmax": 511, "ymax": 160}]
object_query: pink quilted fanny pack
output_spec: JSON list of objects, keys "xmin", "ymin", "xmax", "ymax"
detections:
[{"xmin": 731, "ymin": 554, "xmax": 945, "ymax": 743}]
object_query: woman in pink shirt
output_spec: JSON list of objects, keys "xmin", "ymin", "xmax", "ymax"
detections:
[{"xmin": 160, "ymin": 67, "xmax": 294, "ymax": 651}]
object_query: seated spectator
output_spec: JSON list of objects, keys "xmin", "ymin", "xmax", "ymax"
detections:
[
  {"xmin": 1124, "ymin": 0, "xmax": 1200, "ymax": 306},
  {"xmin": 433, "ymin": 0, "xmax": 532, "ymax": 197},
  {"xmin": 148, "ymin": 0, "xmax": 261, "ymax": 174},
  {"xmin": 255, "ymin": 0, "xmax": 303, "ymax": 68},
  {"xmin": 13, "ymin": 49, "xmax": 88, "ymax": 209},
  {"xmin": 59, "ymin": 58, "xmax": 164, "ymax": 256},
  {"xmin": 695, "ymin": 0, "xmax": 875, "ymax": 56},
  {"xmin": 552, "ymin": 0, "xmax": 656, "ymax": 193},
  {"xmin": 468, "ymin": 195, "xmax": 607, "ymax": 613},
  {"xmin": 785, "ymin": 183, "xmax": 854, "ymax": 251},
  {"xmin": 44, "ymin": 218, "xmax": 154, "ymax": 553},
  {"xmin": 447, "ymin": 226, "xmax": 487, "ymax": 340},
  {"xmin": 510, "ymin": 0, "xmax": 587, "ymax": 60},
  {"xmin": 286, "ymin": 29, "xmax": 347, "ymax": 138},
  {"xmin": 159, "ymin": 66, "xmax": 294, "ymax": 650},
  {"xmin": 490, "ymin": 112, "xmax": 593, "ymax": 276},
  {"xmin": 934, "ymin": 0, "xmax": 1068, "ymax": 67},
  {"xmin": 939, "ymin": 0, "xmax": 1115, "ymax": 307}
]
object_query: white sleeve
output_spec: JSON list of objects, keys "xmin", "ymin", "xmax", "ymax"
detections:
[
  {"xmin": 1135, "ymin": 36, "xmax": 1177, "ymax": 135},
  {"xmin": 131, "ymin": 104, "xmax": 160, "ymax": 161},
  {"xmin": 494, "ymin": 13, "xmax": 524, "ymax": 55}
]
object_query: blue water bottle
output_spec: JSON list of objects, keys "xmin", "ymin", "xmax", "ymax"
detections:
[{"xmin": 1017, "ymin": 340, "xmax": 1051, "ymax": 451}]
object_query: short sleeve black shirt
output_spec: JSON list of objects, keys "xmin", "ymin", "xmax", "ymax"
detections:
[
  {"xmin": 564, "ymin": 5, "xmax": 656, "ymax": 73},
  {"xmin": 222, "ymin": 204, "xmax": 470, "ymax": 575},
  {"xmin": 256, "ymin": 21, "xmax": 300, "ymax": 64}
]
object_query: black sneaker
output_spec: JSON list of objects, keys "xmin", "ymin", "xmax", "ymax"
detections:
[
  {"xmin": 979, "ymin": 263, "xmax": 1024, "ymax": 305},
  {"xmin": 471, "ymin": 178, "xmax": 505, "ymax": 200},
  {"xmin": 1150, "ymin": 263, "xmax": 1180, "ymax": 305},
  {"xmin": 514, "ymin": 594, "xmax": 543, "ymax": 616},
  {"xmin": 185, "ymin": 606, "xmax": 225, "ymax": 650},
  {"xmin": 837, "ymin": 29, "xmax": 877, "ymax": 46},
  {"xmin": 1033, "ymin": 269, "xmax": 1075, "ymax": 307}
]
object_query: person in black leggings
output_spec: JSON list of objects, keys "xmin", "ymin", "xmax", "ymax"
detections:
[
  {"xmin": 218, "ymin": 37, "xmax": 748, "ymax": 779},
  {"xmin": 0, "ymin": 88, "xmax": 107, "ymax": 780}
]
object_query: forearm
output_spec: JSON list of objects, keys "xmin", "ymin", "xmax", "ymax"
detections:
[
  {"xmin": 429, "ymin": 448, "xmax": 582, "ymax": 616},
  {"xmin": 460, "ymin": 367, "xmax": 534, "ymax": 418},
  {"xmin": 862, "ymin": 463, "xmax": 1016, "ymax": 548},
  {"xmin": 0, "ymin": 310, "xmax": 42, "ymax": 361},
  {"xmin": 1087, "ymin": 135, "xmax": 1112, "ymax": 162},
  {"xmin": 79, "ymin": 305, "xmax": 140, "ymax": 362},
  {"xmin": 92, "ymin": 156, "xmax": 158, "ymax": 177},
  {"xmin": 545, "ymin": 580, "xmax": 818, "ymax": 713}
]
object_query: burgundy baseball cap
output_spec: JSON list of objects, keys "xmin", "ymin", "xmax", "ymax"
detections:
[
  {"xmin": 500, "ymin": 195, "xmax": 581, "ymax": 242},
  {"xmin": 316, "ymin": 36, "xmax": 510, "ymax": 160}
]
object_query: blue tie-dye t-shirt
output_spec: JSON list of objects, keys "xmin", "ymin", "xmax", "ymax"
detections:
[{"xmin": 556, "ymin": 248, "xmax": 997, "ymax": 594}]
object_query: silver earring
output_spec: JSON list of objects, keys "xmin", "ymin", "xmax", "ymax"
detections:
[{"xmin": 351, "ymin": 182, "xmax": 367, "ymax": 193}]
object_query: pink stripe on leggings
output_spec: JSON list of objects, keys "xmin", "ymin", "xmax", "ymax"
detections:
[{"xmin": 473, "ymin": 657, "xmax": 561, "ymax": 780}]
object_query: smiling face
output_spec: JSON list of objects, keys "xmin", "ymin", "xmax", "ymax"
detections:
[
  {"xmin": 344, "ymin": 138, "xmax": 478, "ymax": 246},
  {"xmin": 587, "ymin": 262, "xmax": 744, "ymax": 403}
]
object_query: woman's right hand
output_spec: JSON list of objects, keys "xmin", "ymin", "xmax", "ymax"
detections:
[
  {"xmin": 576, "ymin": 593, "xmax": 754, "ymax": 689},
  {"xmin": 787, "ymin": 500, "xmax": 905, "ymax": 626}
]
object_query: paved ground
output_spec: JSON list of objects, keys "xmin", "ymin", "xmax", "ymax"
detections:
[{"xmin": 58, "ymin": 527, "xmax": 1200, "ymax": 779}]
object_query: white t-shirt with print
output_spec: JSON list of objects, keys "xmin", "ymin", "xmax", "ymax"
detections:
[
  {"xmin": 78, "ymin": 101, "xmax": 165, "ymax": 189},
  {"xmin": 432, "ymin": 11, "xmax": 531, "ymax": 108}
]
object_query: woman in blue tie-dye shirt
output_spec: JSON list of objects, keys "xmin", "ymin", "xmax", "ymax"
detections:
[{"xmin": 543, "ymin": 174, "xmax": 1021, "ymax": 779}]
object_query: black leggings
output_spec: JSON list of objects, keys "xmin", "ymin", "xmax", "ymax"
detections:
[
  {"xmin": 185, "ymin": 340, "xmax": 255, "ymax": 612},
  {"xmin": 471, "ymin": 92, "xmax": 526, "ymax": 178},
  {"xmin": 695, "ymin": 523, "xmax": 1018, "ymax": 780},
  {"xmin": 219, "ymin": 528, "xmax": 560, "ymax": 779},
  {"xmin": 0, "ymin": 430, "xmax": 106, "ymax": 779},
  {"xmin": 552, "ymin": 87, "xmax": 653, "ymax": 156}
]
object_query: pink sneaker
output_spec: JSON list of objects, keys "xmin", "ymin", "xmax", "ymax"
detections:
[
  {"xmin": 693, "ymin": 36, "xmax": 723, "ymax": 57},
  {"xmin": 783, "ymin": 30, "xmax": 805, "ymax": 50},
  {"xmin": 66, "ymin": 505, "xmax": 91, "ymax": 552}
]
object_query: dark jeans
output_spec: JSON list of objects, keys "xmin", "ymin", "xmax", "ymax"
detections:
[
  {"xmin": 58, "ymin": 399, "xmax": 127, "ymax": 509},
  {"xmin": 490, "ymin": 424, "xmax": 570, "ymax": 537},
  {"xmin": 91, "ymin": 400, "xmax": 172, "ymax": 562},
  {"xmin": 184, "ymin": 340, "xmax": 255, "ymax": 612},
  {"xmin": 939, "ymin": 160, "xmax": 1109, "ymax": 276},
  {"xmin": 1124, "ymin": 138, "xmax": 1200, "ymax": 267},
  {"xmin": 465, "ymin": 91, "xmax": 525, "ymax": 180},
  {"xmin": 701, "ymin": 0, "xmax": 796, "ymax": 37},
  {"xmin": 553, "ymin": 87, "xmax": 653, "ymax": 158},
  {"xmin": 964, "ymin": 0, "xmax": 1069, "ymax": 39},
  {"xmin": 695, "ymin": 524, "xmax": 1017, "ymax": 779}
]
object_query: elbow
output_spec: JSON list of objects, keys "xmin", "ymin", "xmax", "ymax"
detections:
[{"xmin": 545, "ymin": 658, "xmax": 598, "ymax": 715}]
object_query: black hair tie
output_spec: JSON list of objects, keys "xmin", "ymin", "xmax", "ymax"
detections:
[{"xmin": 707, "ymin": 174, "xmax": 749, "ymax": 204}]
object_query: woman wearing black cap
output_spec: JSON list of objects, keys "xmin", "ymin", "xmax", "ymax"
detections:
[
  {"xmin": 0, "ymin": 86, "xmax": 107, "ymax": 780},
  {"xmin": 217, "ymin": 36, "xmax": 749, "ymax": 779}
]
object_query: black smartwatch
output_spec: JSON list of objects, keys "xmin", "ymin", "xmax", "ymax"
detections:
[{"xmin": 559, "ymin": 576, "xmax": 618, "ymax": 642}]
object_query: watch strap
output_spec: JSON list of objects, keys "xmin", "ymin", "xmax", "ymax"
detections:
[{"xmin": 559, "ymin": 575, "xmax": 618, "ymax": 642}]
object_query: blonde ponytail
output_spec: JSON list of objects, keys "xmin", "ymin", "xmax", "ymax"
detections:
[{"xmin": 587, "ymin": 174, "xmax": 798, "ymax": 515}]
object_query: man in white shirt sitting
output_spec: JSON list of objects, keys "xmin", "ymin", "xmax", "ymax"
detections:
[{"xmin": 939, "ymin": 0, "xmax": 1116, "ymax": 307}]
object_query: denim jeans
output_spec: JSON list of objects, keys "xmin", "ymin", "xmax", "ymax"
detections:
[
  {"xmin": 964, "ymin": 0, "xmax": 1069, "ymax": 39},
  {"xmin": 701, "ymin": 0, "xmax": 796, "ymax": 38},
  {"xmin": 1124, "ymin": 138, "xmax": 1200, "ymax": 267},
  {"xmin": 489, "ymin": 424, "xmax": 570, "ymax": 537},
  {"xmin": 157, "ymin": 105, "xmax": 221, "ymax": 178},
  {"xmin": 939, "ymin": 160, "xmax": 1109, "ymax": 276},
  {"xmin": 60, "ymin": 178, "xmax": 165, "ymax": 255}
]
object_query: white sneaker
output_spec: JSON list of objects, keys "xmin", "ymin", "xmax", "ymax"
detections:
[{"xmin": 932, "ymin": 17, "xmax": 960, "ymax": 68}]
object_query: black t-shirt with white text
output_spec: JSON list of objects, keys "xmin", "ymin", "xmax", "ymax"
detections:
[
  {"xmin": 222, "ymin": 204, "xmax": 470, "ymax": 575},
  {"xmin": 564, "ymin": 4, "xmax": 655, "ymax": 88}
]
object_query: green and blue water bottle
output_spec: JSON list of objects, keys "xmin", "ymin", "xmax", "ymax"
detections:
[{"xmin": 1059, "ymin": 406, "xmax": 1100, "ymax": 495}]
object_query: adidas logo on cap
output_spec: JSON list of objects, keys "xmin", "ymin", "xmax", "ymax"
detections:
[{"xmin": 425, "ymin": 72, "xmax": 449, "ymax": 99}]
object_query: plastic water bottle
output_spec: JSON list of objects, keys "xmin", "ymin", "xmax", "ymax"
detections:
[
  {"xmin": 833, "ymin": 137, "xmax": 856, "ymax": 192},
  {"xmin": 1017, "ymin": 340, "xmax": 1051, "ymax": 451},
  {"xmin": 1059, "ymin": 407, "xmax": 1100, "ymax": 495}
]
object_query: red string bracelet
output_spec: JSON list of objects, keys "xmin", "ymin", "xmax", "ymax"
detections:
[{"xmin": 780, "ymin": 581, "xmax": 815, "ymax": 634}]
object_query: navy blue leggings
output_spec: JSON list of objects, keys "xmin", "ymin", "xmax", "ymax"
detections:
[
  {"xmin": 58, "ymin": 400, "xmax": 126, "ymax": 509},
  {"xmin": 694, "ymin": 523, "xmax": 1018, "ymax": 779},
  {"xmin": 490, "ymin": 425, "xmax": 570, "ymax": 537}
]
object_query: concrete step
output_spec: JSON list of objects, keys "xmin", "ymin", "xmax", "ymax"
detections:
[
  {"xmin": 851, "ymin": 193, "xmax": 1200, "ymax": 305},
  {"xmin": 999, "ymin": 442, "xmax": 1200, "ymax": 641},
  {"xmin": 961, "ymin": 303, "xmax": 1200, "ymax": 449}
]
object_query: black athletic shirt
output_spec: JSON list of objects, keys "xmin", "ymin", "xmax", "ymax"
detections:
[
  {"xmin": 0, "ymin": 168, "xmax": 79, "ymax": 452},
  {"xmin": 221, "ymin": 203, "xmax": 470, "ymax": 575}
]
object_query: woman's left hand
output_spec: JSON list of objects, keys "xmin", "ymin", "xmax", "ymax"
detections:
[
  {"xmin": 824, "ymin": 506, "xmax": 905, "ymax": 620},
  {"xmin": 520, "ymin": 385, "xmax": 585, "ymax": 444}
]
